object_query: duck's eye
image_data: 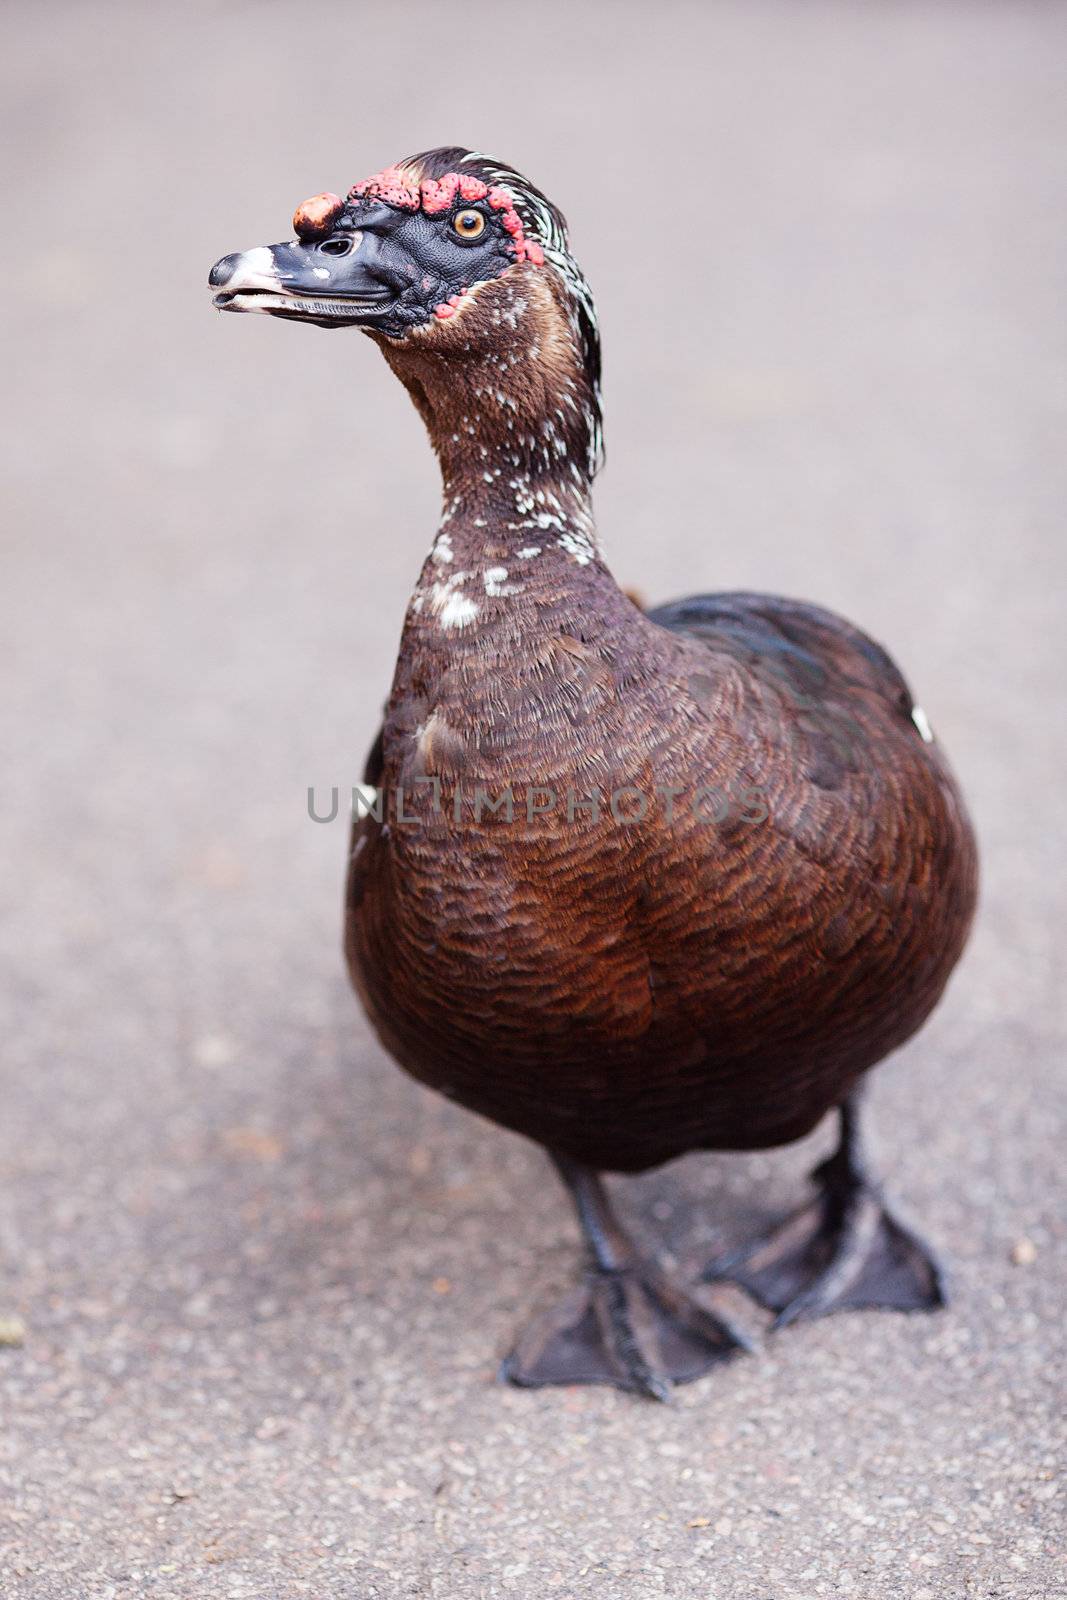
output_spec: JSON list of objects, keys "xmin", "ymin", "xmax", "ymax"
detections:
[{"xmin": 452, "ymin": 209, "xmax": 486, "ymax": 240}]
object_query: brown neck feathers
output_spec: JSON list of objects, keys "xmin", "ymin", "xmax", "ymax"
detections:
[{"xmin": 374, "ymin": 264, "xmax": 599, "ymax": 524}]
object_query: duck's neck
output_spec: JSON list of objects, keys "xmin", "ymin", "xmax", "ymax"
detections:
[
  {"xmin": 375, "ymin": 278, "xmax": 613, "ymax": 652},
  {"xmin": 432, "ymin": 453, "xmax": 599, "ymax": 575},
  {"xmin": 403, "ymin": 462, "xmax": 604, "ymax": 656}
]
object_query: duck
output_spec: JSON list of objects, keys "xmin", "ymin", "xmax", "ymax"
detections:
[{"xmin": 209, "ymin": 146, "xmax": 978, "ymax": 1400}]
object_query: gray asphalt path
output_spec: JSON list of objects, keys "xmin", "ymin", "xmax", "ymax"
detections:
[{"xmin": 2, "ymin": 3, "xmax": 1064, "ymax": 1595}]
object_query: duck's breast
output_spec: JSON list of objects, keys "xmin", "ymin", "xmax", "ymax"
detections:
[{"xmin": 344, "ymin": 592, "xmax": 977, "ymax": 1168}]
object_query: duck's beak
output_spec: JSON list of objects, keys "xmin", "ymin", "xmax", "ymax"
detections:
[{"xmin": 208, "ymin": 233, "xmax": 398, "ymax": 328}]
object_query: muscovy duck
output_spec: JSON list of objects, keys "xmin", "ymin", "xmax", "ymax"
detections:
[{"xmin": 209, "ymin": 147, "xmax": 978, "ymax": 1399}]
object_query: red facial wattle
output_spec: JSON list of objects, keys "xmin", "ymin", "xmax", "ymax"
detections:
[{"xmin": 349, "ymin": 166, "xmax": 545, "ymax": 268}]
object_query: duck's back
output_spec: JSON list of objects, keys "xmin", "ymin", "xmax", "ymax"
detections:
[{"xmin": 346, "ymin": 585, "xmax": 977, "ymax": 1173}]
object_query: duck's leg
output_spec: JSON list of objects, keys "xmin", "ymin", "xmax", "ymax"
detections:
[
  {"xmin": 703, "ymin": 1088, "xmax": 947, "ymax": 1326},
  {"xmin": 502, "ymin": 1154, "xmax": 750, "ymax": 1400}
]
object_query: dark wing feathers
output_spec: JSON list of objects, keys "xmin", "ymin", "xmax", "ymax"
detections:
[{"xmin": 648, "ymin": 591, "xmax": 918, "ymax": 728}]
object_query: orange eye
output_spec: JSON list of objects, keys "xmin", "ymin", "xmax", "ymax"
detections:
[{"xmin": 452, "ymin": 208, "xmax": 486, "ymax": 240}]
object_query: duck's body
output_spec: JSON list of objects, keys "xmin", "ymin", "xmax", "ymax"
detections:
[
  {"xmin": 211, "ymin": 146, "xmax": 977, "ymax": 1397},
  {"xmin": 349, "ymin": 544, "xmax": 974, "ymax": 1176}
]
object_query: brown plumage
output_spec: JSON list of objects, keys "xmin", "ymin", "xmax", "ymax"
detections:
[
  {"xmin": 349, "ymin": 567, "xmax": 974, "ymax": 1176},
  {"xmin": 211, "ymin": 146, "xmax": 978, "ymax": 1399}
]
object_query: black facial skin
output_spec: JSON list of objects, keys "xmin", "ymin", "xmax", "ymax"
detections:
[{"xmin": 209, "ymin": 198, "xmax": 517, "ymax": 337}]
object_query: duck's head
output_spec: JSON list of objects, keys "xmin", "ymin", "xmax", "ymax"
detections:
[{"xmin": 209, "ymin": 146, "xmax": 603, "ymax": 479}]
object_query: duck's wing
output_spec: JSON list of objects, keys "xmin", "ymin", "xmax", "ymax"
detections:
[
  {"xmin": 644, "ymin": 591, "xmax": 973, "ymax": 975},
  {"xmin": 647, "ymin": 590, "xmax": 929, "ymax": 756}
]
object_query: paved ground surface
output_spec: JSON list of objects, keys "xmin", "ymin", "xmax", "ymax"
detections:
[{"xmin": 2, "ymin": 3, "xmax": 1064, "ymax": 1596}]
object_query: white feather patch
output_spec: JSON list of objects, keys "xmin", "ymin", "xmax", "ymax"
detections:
[
  {"xmin": 437, "ymin": 592, "xmax": 480, "ymax": 629},
  {"xmin": 911, "ymin": 705, "xmax": 934, "ymax": 743}
]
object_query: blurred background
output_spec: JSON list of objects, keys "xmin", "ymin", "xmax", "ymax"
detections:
[{"xmin": 2, "ymin": 3, "xmax": 1064, "ymax": 1596}]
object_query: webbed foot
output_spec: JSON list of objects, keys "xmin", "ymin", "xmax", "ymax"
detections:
[
  {"xmin": 503, "ymin": 1153, "xmax": 750, "ymax": 1400},
  {"xmin": 704, "ymin": 1092, "xmax": 946, "ymax": 1327},
  {"xmin": 502, "ymin": 1258, "xmax": 749, "ymax": 1399}
]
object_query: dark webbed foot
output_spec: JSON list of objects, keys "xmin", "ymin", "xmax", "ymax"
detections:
[
  {"xmin": 704, "ymin": 1091, "xmax": 946, "ymax": 1327},
  {"xmin": 503, "ymin": 1156, "xmax": 750, "ymax": 1400},
  {"xmin": 503, "ymin": 1259, "xmax": 748, "ymax": 1399}
]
